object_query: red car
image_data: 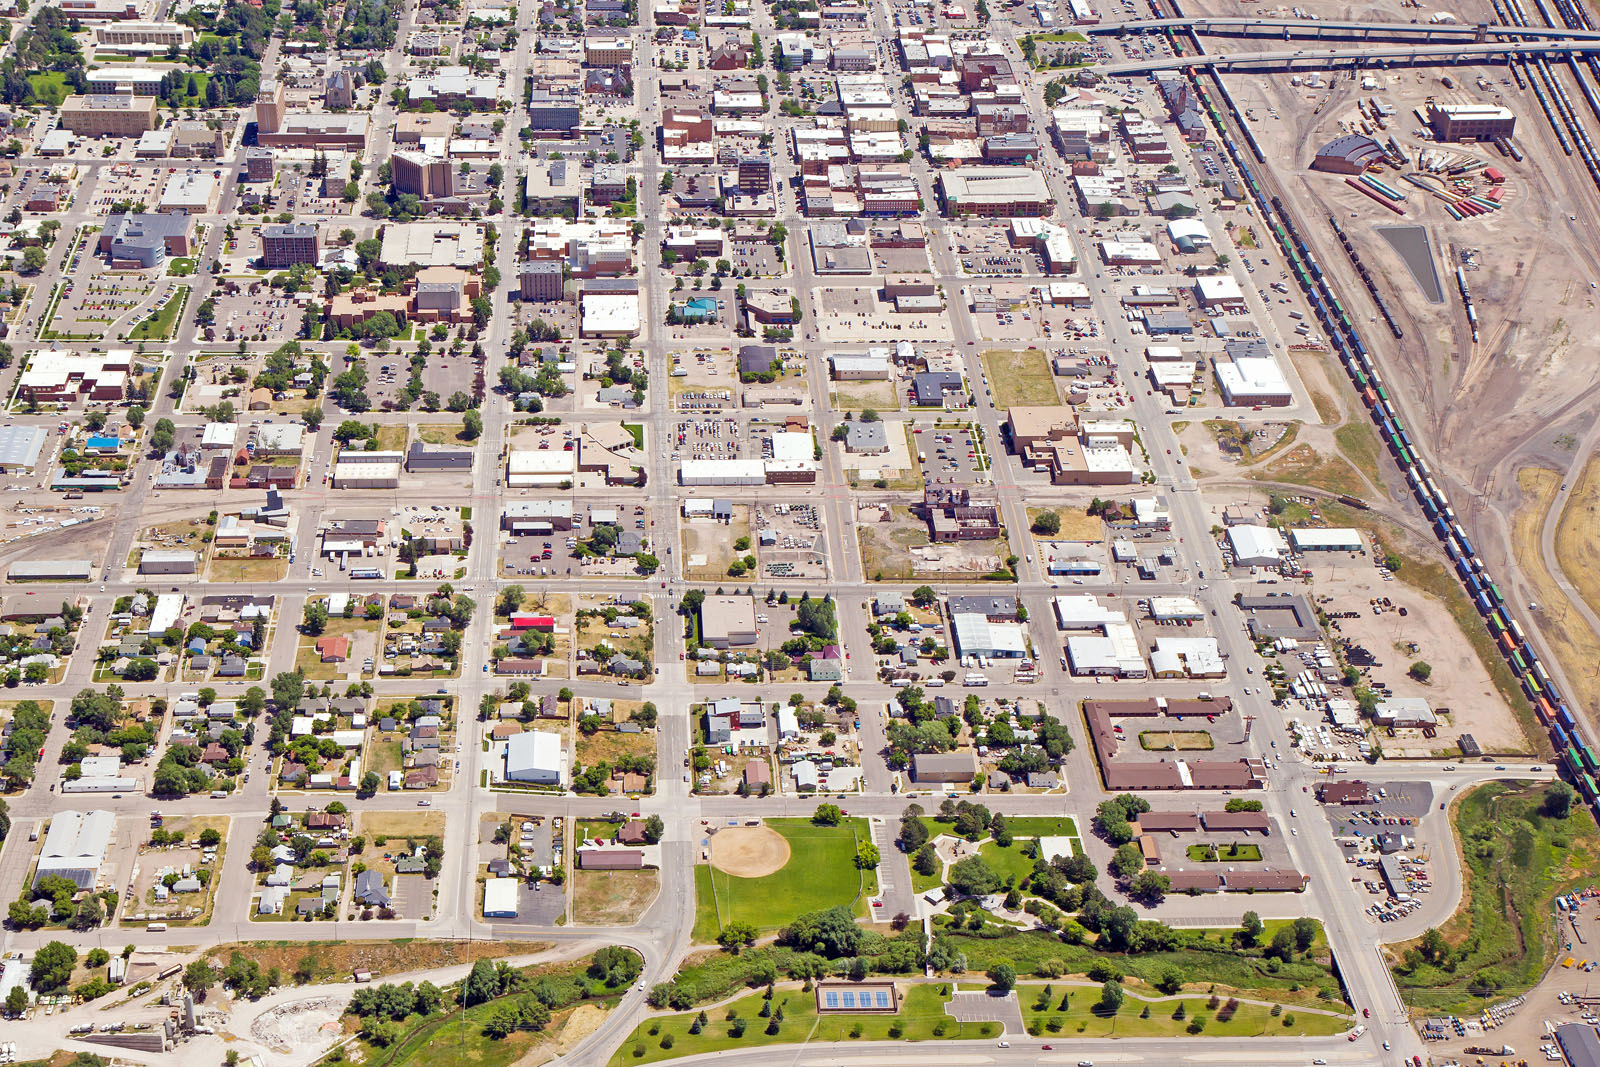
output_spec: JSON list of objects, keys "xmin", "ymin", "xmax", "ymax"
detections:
[{"xmin": 1361, "ymin": 1008, "xmax": 1369, "ymax": 1018}]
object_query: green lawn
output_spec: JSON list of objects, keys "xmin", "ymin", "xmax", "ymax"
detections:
[
  {"xmin": 129, "ymin": 286, "xmax": 188, "ymax": 341},
  {"xmin": 981, "ymin": 349, "xmax": 1058, "ymax": 407},
  {"xmin": 609, "ymin": 983, "xmax": 994, "ymax": 1066},
  {"xmin": 1391, "ymin": 781, "xmax": 1600, "ymax": 1014},
  {"xmin": 1186, "ymin": 843, "xmax": 1263, "ymax": 863},
  {"xmin": 935, "ymin": 926, "xmax": 1343, "ymax": 1006},
  {"xmin": 691, "ymin": 818, "xmax": 878, "ymax": 942},
  {"xmin": 27, "ymin": 72, "xmax": 70, "ymax": 107},
  {"xmin": 996, "ymin": 816, "xmax": 1081, "ymax": 838},
  {"xmin": 1015, "ymin": 982, "xmax": 1348, "ymax": 1038}
]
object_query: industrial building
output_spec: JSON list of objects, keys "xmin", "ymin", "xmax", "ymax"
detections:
[
  {"xmin": 701, "ymin": 595, "xmax": 758, "ymax": 648},
  {"xmin": 0, "ymin": 425, "xmax": 47, "ymax": 471},
  {"xmin": 1310, "ymin": 134, "xmax": 1385, "ymax": 174},
  {"xmin": 1426, "ymin": 101, "xmax": 1515, "ymax": 143},
  {"xmin": 1288, "ymin": 527, "xmax": 1363, "ymax": 553},
  {"xmin": 331, "ymin": 456, "xmax": 402, "ymax": 489},
  {"xmin": 8, "ymin": 558, "xmax": 92, "ymax": 581},
  {"xmin": 1226, "ymin": 524, "xmax": 1288, "ymax": 567},
  {"xmin": 505, "ymin": 729, "xmax": 564, "ymax": 784}
]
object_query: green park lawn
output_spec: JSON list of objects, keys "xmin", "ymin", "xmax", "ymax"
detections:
[
  {"xmin": 1013, "ymin": 982, "xmax": 1349, "ymax": 1038},
  {"xmin": 691, "ymin": 818, "xmax": 878, "ymax": 942},
  {"xmin": 129, "ymin": 287, "xmax": 188, "ymax": 341},
  {"xmin": 609, "ymin": 983, "xmax": 994, "ymax": 1066}
]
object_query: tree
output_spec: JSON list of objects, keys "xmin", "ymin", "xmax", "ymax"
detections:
[
  {"xmin": 811, "ymin": 803, "xmax": 841, "ymax": 826},
  {"xmin": 1109, "ymin": 843, "xmax": 1144, "ymax": 880},
  {"xmin": 1545, "ymin": 781, "xmax": 1579, "ymax": 819},
  {"xmin": 899, "ymin": 808, "xmax": 929, "ymax": 852},
  {"xmin": 1291, "ymin": 916, "xmax": 1318, "ymax": 952},
  {"xmin": 461, "ymin": 410, "xmax": 483, "ymax": 440},
  {"xmin": 302, "ymin": 601, "xmax": 329, "ymax": 635},
  {"xmin": 149, "ymin": 418, "xmax": 176, "ymax": 453},
  {"xmin": 186, "ymin": 959, "xmax": 217, "ymax": 997},
  {"xmin": 271, "ymin": 670, "xmax": 306, "ymax": 709},
  {"xmin": 304, "ymin": 407, "xmax": 325, "ymax": 431},
  {"xmin": 1130, "ymin": 870, "xmax": 1170, "ymax": 903},
  {"xmin": 20, "ymin": 246, "xmax": 45, "ymax": 274},
  {"xmin": 642, "ymin": 815, "xmax": 664, "ymax": 843},
  {"xmin": 1031, "ymin": 510, "xmax": 1061, "ymax": 536},
  {"xmin": 717, "ymin": 920, "xmax": 757, "ymax": 952},
  {"xmin": 1239, "ymin": 910, "xmax": 1263, "ymax": 947},
  {"xmin": 31, "ymin": 942, "xmax": 76, "ymax": 991},
  {"xmin": 1408, "ymin": 661, "xmax": 1432, "ymax": 682},
  {"xmin": 1098, "ymin": 981, "xmax": 1124, "ymax": 1014},
  {"xmin": 462, "ymin": 960, "xmax": 500, "ymax": 1007},
  {"xmin": 986, "ymin": 963, "xmax": 1016, "ymax": 992},
  {"xmin": 5, "ymin": 984, "xmax": 26, "ymax": 1015},
  {"xmin": 947, "ymin": 855, "xmax": 1000, "ymax": 898},
  {"xmin": 1419, "ymin": 926, "xmax": 1447, "ymax": 965}
]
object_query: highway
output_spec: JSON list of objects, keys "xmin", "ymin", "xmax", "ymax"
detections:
[
  {"xmin": 1097, "ymin": 36, "xmax": 1600, "ymax": 73},
  {"xmin": 1088, "ymin": 14, "xmax": 1600, "ymax": 40}
]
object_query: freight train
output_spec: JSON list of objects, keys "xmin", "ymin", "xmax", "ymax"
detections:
[{"xmin": 1143, "ymin": 0, "xmax": 1600, "ymax": 815}]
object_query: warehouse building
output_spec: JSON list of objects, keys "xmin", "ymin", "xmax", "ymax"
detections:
[
  {"xmin": 679, "ymin": 459, "xmax": 766, "ymax": 486},
  {"xmin": 912, "ymin": 751, "xmax": 978, "ymax": 783},
  {"xmin": 505, "ymin": 729, "xmax": 564, "ymax": 784},
  {"xmin": 1288, "ymin": 527, "xmax": 1363, "ymax": 553},
  {"xmin": 1214, "ymin": 355, "xmax": 1293, "ymax": 407},
  {"xmin": 0, "ymin": 425, "xmax": 46, "ymax": 471},
  {"xmin": 1227, "ymin": 524, "xmax": 1288, "ymax": 567},
  {"xmin": 8, "ymin": 558, "xmax": 92, "ymax": 581},
  {"xmin": 506, "ymin": 450, "xmax": 577, "ymax": 487},
  {"xmin": 331, "ymin": 457, "xmax": 402, "ymax": 489},
  {"xmin": 138, "ymin": 549, "xmax": 198, "ymax": 575},
  {"xmin": 483, "ymin": 877, "xmax": 520, "ymax": 917},
  {"xmin": 701, "ymin": 594, "xmax": 758, "ymax": 648},
  {"xmin": 950, "ymin": 612, "xmax": 1027, "ymax": 659}
]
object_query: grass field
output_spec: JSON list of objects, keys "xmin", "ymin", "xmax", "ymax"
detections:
[
  {"xmin": 1014, "ymin": 982, "xmax": 1348, "ymax": 1038},
  {"xmin": 208, "ymin": 556, "xmax": 288, "ymax": 582},
  {"xmin": 982, "ymin": 349, "xmax": 1058, "ymax": 407},
  {"xmin": 361, "ymin": 810, "xmax": 446, "ymax": 841},
  {"xmin": 936, "ymin": 924, "xmax": 1342, "ymax": 1006},
  {"xmin": 1253, "ymin": 443, "xmax": 1366, "ymax": 498},
  {"xmin": 1515, "ymin": 467, "xmax": 1600, "ymax": 718},
  {"xmin": 1390, "ymin": 781, "xmax": 1600, "ymax": 1014},
  {"xmin": 1334, "ymin": 421, "xmax": 1386, "ymax": 493},
  {"xmin": 1139, "ymin": 730, "xmax": 1214, "ymax": 751},
  {"xmin": 1186, "ymin": 843, "xmax": 1262, "ymax": 863},
  {"xmin": 608, "ymin": 983, "xmax": 994, "ymax": 1066},
  {"xmin": 691, "ymin": 818, "xmax": 877, "ymax": 941},
  {"xmin": 129, "ymin": 286, "xmax": 188, "ymax": 341},
  {"xmin": 294, "ymin": 617, "xmax": 377, "ymax": 680},
  {"xmin": 1554, "ymin": 455, "xmax": 1600, "ymax": 662},
  {"xmin": 1027, "ymin": 506, "xmax": 1103, "ymax": 542}
]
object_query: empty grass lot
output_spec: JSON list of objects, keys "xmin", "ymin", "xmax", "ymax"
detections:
[
  {"xmin": 1015, "ymin": 982, "xmax": 1349, "ymax": 1038},
  {"xmin": 691, "ymin": 818, "xmax": 878, "ymax": 942},
  {"xmin": 129, "ymin": 287, "xmax": 188, "ymax": 341},
  {"xmin": 609, "ymin": 983, "xmax": 993, "ymax": 1066},
  {"xmin": 982, "ymin": 349, "xmax": 1058, "ymax": 407},
  {"xmin": 1186, "ymin": 843, "xmax": 1262, "ymax": 863},
  {"xmin": 1390, "ymin": 781, "xmax": 1600, "ymax": 1014},
  {"xmin": 1139, "ymin": 730, "xmax": 1214, "ymax": 751},
  {"xmin": 1027, "ymin": 505, "xmax": 1104, "ymax": 542}
]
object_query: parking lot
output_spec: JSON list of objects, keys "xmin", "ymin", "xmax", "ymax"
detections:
[
  {"xmin": 913, "ymin": 421, "xmax": 988, "ymax": 486},
  {"xmin": 205, "ymin": 282, "xmax": 305, "ymax": 344},
  {"xmin": 755, "ymin": 502, "xmax": 828, "ymax": 581},
  {"xmin": 673, "ymin": 414, "xmax": 743, "ymax": 461},
  {"xmin": 89, "ymin": 165, "xmax": 166, "ymax": 215}
]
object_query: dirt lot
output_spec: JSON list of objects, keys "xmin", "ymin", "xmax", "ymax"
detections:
[
  {"xmin": 202, "ymin": 939, "xmax": 535, "ymax": 982},
  {"xmin": 681, "ymin": 506, "xmax": 751, "ymax": 580},
  {"xmin": 1027, "ymin": 506, "xmax": 1104, "ymax": 543},
  {"xmin": 571, "ymin": 868, "xmax": 659, "ymax": 924},
  {"xmin": 1313, "ymin": 562, "xmax": 1526, "ymax": 754},
  {"xmin": 831, "ymin": 379, "xmax": 901, "ymax": 411},
  {"xmin": 856, "ymin": 503, "xmax": 1009, "ymax": 581},
  {"xmin": 981, "ymin": 350, "xmax": 1060, "ymax": 406}
]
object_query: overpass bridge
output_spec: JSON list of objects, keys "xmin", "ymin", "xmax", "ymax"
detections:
[
  {"xmin": 1087, "ymin": 15, "xmax": 1600, "ymax": 41},
  {"xmin": 1096, "ymin": 36, "xmax": 1600, "ymax": 74}
]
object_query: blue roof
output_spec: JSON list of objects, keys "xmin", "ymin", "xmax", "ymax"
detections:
[{"xmin": 86, "ymin": 436, "xmax": 120, "ymax": 449}]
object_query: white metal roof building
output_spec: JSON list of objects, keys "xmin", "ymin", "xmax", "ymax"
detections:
[
  {"xmin": 679, "ymin": 459, "xmax": 766, "ymax": 486},
  {"xmin": 506, "ymin": 450, "xmax": 577, "ymax": 487},
  {"xmin": 1052, "ymin": 595, "xmax": 1124, "ymax": 630},
  {"xmin": 1289, "ymin": 527, "xmax": 1364, "ymax": 552},
  {"xmin": 149, "ymin": 592, "xmax": 184, "ymax": 635},
  {"xmin": 1215, "ymin": 356, "xmax": 1292, "ymax": 407},
  {"xmin": 483, "ymin": 877, "xmax": 520, "ymax": 917},
  {"xmin": 1147, "ymin": 596, "xmax": 1203, "ymax": 621},
  {"xmin": 1226, "ymin": 524, "xmax": 1288, "ymax": 566},
  {"xmin": 33, "ymin": 809, "xmax": 115, "ymax": 889},
  {"xmin": 138, "ymin": 549, "xmax": 198, "ymax": 575},
  {"xmin": 1065, "ymin": 622, "xmax": 1145, "ymax": 676},
  {"xmin": 505, "ymin": 729, "xmax": 563, "ymax": 784},
  {"xmin": 331, "ymin": 460, "xmax": 401, "ymax": 489},
  {"xmin": 1151, "ymin": 637, "xmax": 1226, "ymax": 678},
  {"xmin": 950, "ymin": 613, "xmax": 1027, "ymax": 658},
  {"xmin": 0, "ymin": 425, "xmax": 46, "ymax": 470}
]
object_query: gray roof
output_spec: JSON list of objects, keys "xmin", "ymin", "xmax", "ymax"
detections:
[
  {"xmin": 843, "ymin": 421, "xmax": 888, "ymax": 452},
  {"xmin": 0, "ymin": 425, "xmax": 46, "ymax": 468}
]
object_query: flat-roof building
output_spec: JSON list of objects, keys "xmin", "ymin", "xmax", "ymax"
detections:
[
  {"xmin": 938, "ymin": 166, "xmax": 1053, "ymax": 216},
  {"xmin": 1427, "ymin": 102, "xmax": 1515, "ymax": 142},
  {"xmin": 701, "ymin": 595, "xmax": 757, "ymax": 648},
  {"xmin": 61, "ymin": 94, "xmax": 159, "ymax": 136}
]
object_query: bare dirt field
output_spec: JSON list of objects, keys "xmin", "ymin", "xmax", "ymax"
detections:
[
  {"xmin": 709, "ymin": 825, "xmax": 789, "ymax": 877},
  {"xmin": 204, "ymin": 939, "xmax": 535, "ymax": 983},
  {"xmin": 681, "ymin": 508, "xmax": 750, "ymax": 581},
  {"xmin": 1554, "ymin": 456, "xmax": 1600, "ymax": 631},
  {"xmin": 1312, "ymin": 561, "xmax": 1526, "ymax": 754},
  {"xmin": 571, "ymin": 868, "xmax": 659, "ymax": 924}
]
